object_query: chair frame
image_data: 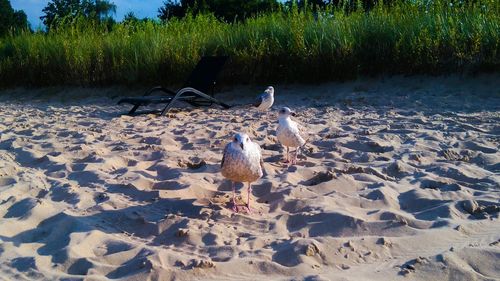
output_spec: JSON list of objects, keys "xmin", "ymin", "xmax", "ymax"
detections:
[{"xmin": 118, "ymin": 56, "xmax": 231, "ymax": 116}]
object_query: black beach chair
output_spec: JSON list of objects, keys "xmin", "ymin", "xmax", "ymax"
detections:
[{"xmin": 118, "ymin": 56, "xmax": 231, "ymax": 116}]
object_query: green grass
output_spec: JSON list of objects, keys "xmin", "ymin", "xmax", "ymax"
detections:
[{"xmin": 0, "ymin": 0, "xmax": 499, "ymax": 87}]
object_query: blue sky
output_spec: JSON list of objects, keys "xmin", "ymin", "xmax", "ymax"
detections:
[{"xmin": 11, "ymin": 0, "xmax": 166, "ymax": 28}]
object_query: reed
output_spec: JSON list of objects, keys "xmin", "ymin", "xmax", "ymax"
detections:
[{"xmin": 0, "ymin": 0, "xmax": 498, "ymax": 87}]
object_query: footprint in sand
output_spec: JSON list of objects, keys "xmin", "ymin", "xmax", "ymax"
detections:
[
  {"xmin": 301, "ymin": 171, "xmax": 335, "ymax": 186},
  {"xmin": 0, "ymin": 177, "xmax": 17, "ymax": 186}
]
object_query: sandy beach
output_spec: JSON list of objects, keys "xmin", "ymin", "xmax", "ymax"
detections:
[{"xmin": 0, "ymin": 75, "xmax": 499, "ymax": 280}]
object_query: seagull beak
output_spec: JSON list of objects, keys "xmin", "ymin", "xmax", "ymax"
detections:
[{"xmin": 240, "ymin": 143, "xmax": 244, "ymax": 150}]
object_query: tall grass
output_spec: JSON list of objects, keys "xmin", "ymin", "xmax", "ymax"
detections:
[{"xmin": 0, "ymin": 0, "xmax": 499, "ymax": 87}]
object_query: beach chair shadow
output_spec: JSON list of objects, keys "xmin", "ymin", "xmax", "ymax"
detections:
[{"xmin": 118, "ymin": 56, "xmax": 232, "ymax": 116}]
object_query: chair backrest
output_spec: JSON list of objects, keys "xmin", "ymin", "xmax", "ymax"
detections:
[{"xmin": 183, "ymin": 56, "xmax": 229, "ymax": 96}]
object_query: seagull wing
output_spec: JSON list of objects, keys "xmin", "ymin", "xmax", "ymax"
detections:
[
  {"xmin": 221, "ymin": 144, "xmax": 229, "ymax": 168},
  {"xmin": 297, "ymin": 122, "xmax": 307, "ymax": 138},
  {"xmin": 255, "ymin": 143, "xmax": 266, "ymax": 176},
  {"xmin": 293, "ymin": 120, "xmax": 309, "ymax": 145},
  {"xmin": 253, "ymin": 93, "xmax": 265, "ymax": 107}
]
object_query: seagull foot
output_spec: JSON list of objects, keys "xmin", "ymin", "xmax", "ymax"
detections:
[
  {"xmin": 290, "ymin": 152, "xmax": 299, "ymax": 165},
  {"xmin": 231, "ymin": 204, "xmax": 252, "ymax": 214},
  {"xmin": 231, "ymin": 198, "xmax": 238, "ymax": 212},
  {"xmin": 232, "ymin": 204, "xmax": 239, "ymax": 213},
  {"xmin": 244, "ymin": 204, "xmax": 252, "ymax": 214}
]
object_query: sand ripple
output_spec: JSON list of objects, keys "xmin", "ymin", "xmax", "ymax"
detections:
[{"xmin": 1, "ymin": 76, "xmax": 499, "ymax": 280}]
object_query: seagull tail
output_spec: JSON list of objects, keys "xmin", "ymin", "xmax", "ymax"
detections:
[{"xmin": 298, "ymin": 137, "xmax": 311, "ymax": 157}]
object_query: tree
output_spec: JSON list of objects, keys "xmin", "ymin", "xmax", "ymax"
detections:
[
  {"xmin": 13, "ymin": 10, "xmax": 29, "ymax": 28},
  {"xmin": 0, "ymin": 0, "xmax": 29, "ymax": 36},
  {"xmin": 40, "ymin": 0, "xmax": 79, "ymax": 28},
  {"xmin": 122, "ymin": 12, "xmax": 151, "ymax": 25},
  {"xmin": 158, "ymin": 0, "xmax": 190, "ymax": 20},
  {"xmin": 41, "ymin": 0, "xmax": 116, "ymax": 29},
  {"xmin": 158, "ymin": 0, "xmax": 280, "ymax": 22},
  {"xmin": 284, "ymin": 0, "xmax": 398, "ymax": 12},
  {"xmin": 96, "ymin": 0, "xmax": 116, "ymax": 17},
  {"xmin": 123, "ymin": 12, "xmax": 139, "ymax": 24}
]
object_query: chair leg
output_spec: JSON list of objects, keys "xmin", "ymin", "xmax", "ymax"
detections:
[
  {"xmin": 160, "ymin": 100, "xmax": 174, "ymax": 116},
  {"xmin": 128, "ymin": 104, "xmax": 140, "ymax": 115},
  {"xmin": 219, "ymin": 102, "xmax": 232, "ymax": 109},
  {"xmin": 124, "ymin": 86, "xmax": 176, "ymax": 116}
]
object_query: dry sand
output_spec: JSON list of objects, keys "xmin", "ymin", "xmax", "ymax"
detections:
[{"xmin": 0, "ymin": 75, "xmax": 499, "ymax": 281}]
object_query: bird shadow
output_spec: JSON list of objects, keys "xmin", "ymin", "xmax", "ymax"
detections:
[{"xmin": 217, "ymin": 181, "xmax": 245, "ymax": 192}]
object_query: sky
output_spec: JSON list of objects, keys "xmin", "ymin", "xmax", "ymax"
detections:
[{"xmin": 10, "ymin": 0, "xmax": 166, "ymax": 28}]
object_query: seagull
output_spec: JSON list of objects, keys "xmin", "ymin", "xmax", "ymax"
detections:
[
  {"xmin": 221, "ymin": 133, "xmax": 264, "ymax": 213},
  {"xmin": 254, "ymin": 86, "xmax": 274, "ymax": 112},
  {"xmin": 276, "ymin": 107, "xmax": 306, "ymax": 165}
]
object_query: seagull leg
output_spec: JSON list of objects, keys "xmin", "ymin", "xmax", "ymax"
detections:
[
  {"xmin": 231, "ymin": 181, "xmax": 239, "ymax": 213},
  {"xmin": 245, "ymin": 182, "xmax": 252, "ymax": 214},
  {"xmin": 292, "ymin": 148, "xmax": 299, "ymax": 165},
  {"xmin": 283, "ymin": 146, "xmax": 290, "ymax": 165},
  {"xmin": 287, "ymin": 147, "xmax": 294, "ymax": 167}
]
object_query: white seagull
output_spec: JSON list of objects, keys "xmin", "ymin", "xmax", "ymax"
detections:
[
  {"xmin": 276, "ymin": 107, "xmax": 306, "ymax": 165},
  {"xmin": 221, "ymin": 133, "xmax": 264, "ymax": 213},
  {"xmin": 254, "ymin": 86, "xmax": 275, "ymax": 112}
]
